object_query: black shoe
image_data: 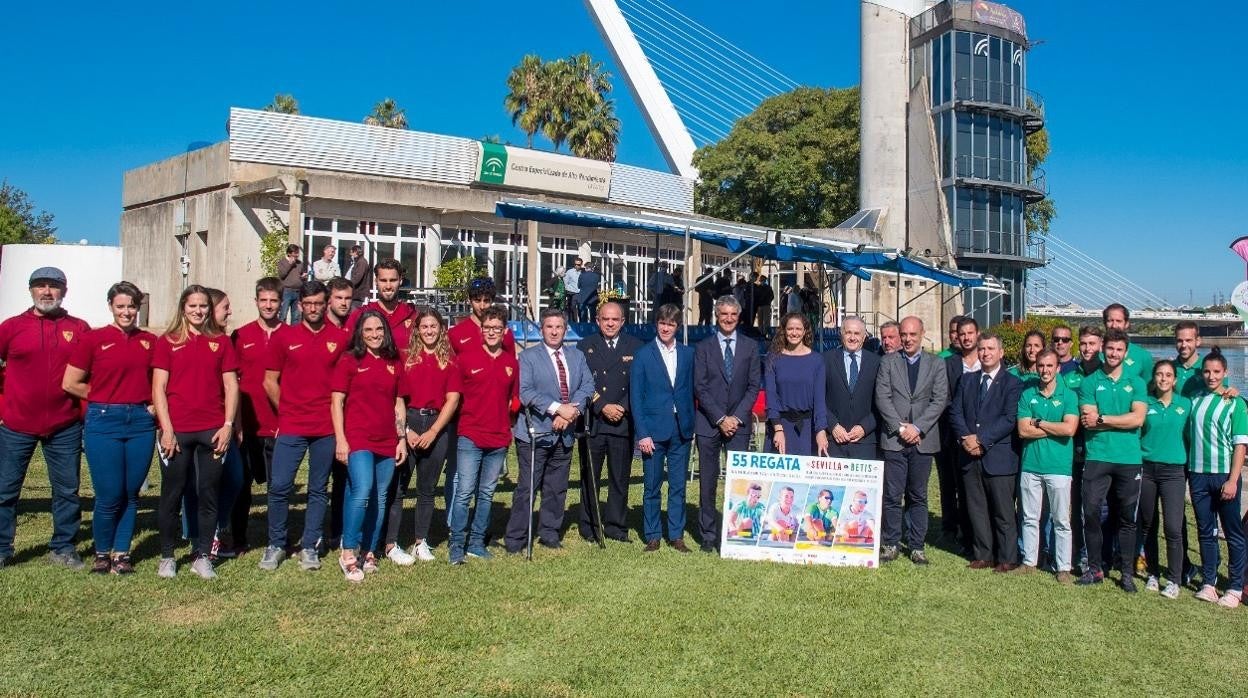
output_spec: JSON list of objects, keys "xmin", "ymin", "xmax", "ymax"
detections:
[
  {"xmin": 880, "ymin": 545, "xmax": 900, "ymax": 563},
  {"xmin": 700, "ymin": 542, "xmax": 717, "ymax": 554},
  {"xmin": 538, "ymin": 539, "xmax": 562, "ymax": 550},
  {"xmin": 579, "ymin": 533, "xmax": 599, "ymax": 545},
  {"xmin": 606, "ymin": 534, "xmax": 633, "ymax": 544},
  {"xmin": 909, "ymin": 550, "xmax": 929, "ymax": 566},
  {"xmin": 1120, "ymin": 575, "xmax": 1138, "ymax": 593},
  {"xmin": 1076, "ymin": 569, "xmax": 1104, "ymax": 586}
]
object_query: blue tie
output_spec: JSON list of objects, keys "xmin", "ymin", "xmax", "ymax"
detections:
[
  {"xmin": 723, "ymin": 338, "xmax": 734, "ymax": 384},
  {"xmin": 848, "ymin": 352, "xmax": 859, "ymax": 391},
  {"xmin": 978, "ymin": 373, "xmax": 990, "ymax": 403}
]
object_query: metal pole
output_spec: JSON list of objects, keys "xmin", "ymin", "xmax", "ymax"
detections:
[{"xmin": 683, "ymin": 225, "xmax": 690, "ymax": 345}]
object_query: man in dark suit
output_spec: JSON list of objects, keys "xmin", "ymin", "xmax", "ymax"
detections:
[
  {"xmin": 874, "ymin": 316, "xmax": 949, "ymax": 565},
  {"xmin": 939, "ymin": 316, "xmax": 980, "ymax": 549},
  {"xmin": 630, "ymin": 304, "xmax": 696, "ymax": 552},
  {"xmin": 694, "ymin": 295, "xmax": 761, "ymax": 552},
  {"xmin": 344, "ymin": 245, "xmax": 371, "ymax": 310},
  {"xmin": 504, "ymin": 308, "xmax": 594, "ymax": 553},
  {"xmin": 577, "ymin": 301, "xmax": 642, "ymax": 543},
  {"xmin": 822, "ymin": 316, "xmax": 879, "ymax": 459},
  {"xmin": 948, "ymin": 331, "xmax": 1024, "ymax": 572},
  {"xmin": 576, "ymin": 263, "xmax": 601, "ymax": 324}
]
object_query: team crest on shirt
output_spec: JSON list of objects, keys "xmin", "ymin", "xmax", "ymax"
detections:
[
  {"xmin": 326, "ymin": 342, "xmax": 338, "ymax": 353},
  {"xmin": 139, "ymin": 339, "xmax": 151, "ymax": 350},
  {"xmin": 62, "ymin": 330, "xmax": 74, "ymax": 342},
  {"xmin": 1176, "ymin": 407, "xmax": 1185, "ymax": 415},
  {"xmin": 1125, "ymin": 358, "xmax": 1135, "ymax": 366},
  {"xmin": 207, "ymin": 341, "xmax": 220, "ymax": 352},
  {"xmin": 1123, "ymin": 385, "xmax": 1133, "ymax": 393},
  {"xmin": 1052, "ymin": 400, "xmax": 1062, "ymax": 407},
  {"xmin": 404, "ymin": 318, "xmax": 414, "ymax": 328},
  {"xmin": 505, "ymin": 366, "xmax": 514, "ymax": 377}
]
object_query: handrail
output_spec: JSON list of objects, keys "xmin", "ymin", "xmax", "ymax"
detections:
[
  {"xmin": 951, "ymin": 77, "xmax": 1044, "ymax": 117},
  {"xmin": 952, "ymin": 155, "xmax": 1047, "ymax": 195}
]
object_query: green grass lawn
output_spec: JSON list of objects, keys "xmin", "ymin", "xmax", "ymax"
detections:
[{"xmin": 2, "ymin": 448, "xmax": 1246, "ymax": 696}]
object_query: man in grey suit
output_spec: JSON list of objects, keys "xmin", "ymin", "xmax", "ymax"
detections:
[
  {"xmin": 694, "ymin": 295, "xmax": 761, "ymax": 552},
  {"xmin": 822, "ymin": 316, "xmax": 880, "ymax": 460},
  {"xmin": 504, "ymin": 308, "xmax": 594, "ymax": 552},
  {"xmin": 874, "ymin": 316, "xmax": 949, "ymax": 564}
]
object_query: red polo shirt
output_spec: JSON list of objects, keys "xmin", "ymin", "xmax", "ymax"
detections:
[
  {"xmin": 348, "ymin": 301, "xmax": 418, "ymax": 350},
  {"xmin": 456, "ymin": 348, "xmax": 519, "ymax": 449},
  {"xmin": 449, "ymin": 316, "xmax": 515, "ymax": 358},
  {"xmin": 402, "ymin": 351, "xmax": 463, "ymax": 411},
  {"xmin": 68, "ymin": 324, "xmax": 156, "ymax": 405},
  {"xmin": 0, "ymin": 308, "xmax": 90, "ymax": 436},
  {"xmin": 152, "ymin": 331, "xmax": 239, "ymax": 433},
  {"xmin": 231, "ymin": 320, "xmax": 281, "ymax": 438},
  {"xmin": 331, "ymin": 351, "xmax": 402, "ymax": 457},
  {"xmin": 267, "ymin": 321, "xmax": 347, "ymax": 436}
]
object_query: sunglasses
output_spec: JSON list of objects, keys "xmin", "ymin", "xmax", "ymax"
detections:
[{"xmin": 1051, "ymin": 337, "xmax": 1072, "ymax": 343}]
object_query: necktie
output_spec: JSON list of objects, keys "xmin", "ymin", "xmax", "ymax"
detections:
[
  {"xmin": 554, "ymin": 349, "xmax": 570, "ymax": 403},
  {"xmin": 978, "ymin": 373, "xmax": 990, "ymax": 403},
  {"xmin": 608, "ymin": 338, "xmax": 616, "ymax": 350},
  {"xmin": 849, "ymin": 352, "xmax": 859, "ymax": 391},
  {"xmin": 723, "ymin": 338, "xmax": 734, "ymax": 384}
]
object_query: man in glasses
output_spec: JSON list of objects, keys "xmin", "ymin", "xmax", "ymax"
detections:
[
  {"xmin": 1050, "ymin": 325, "xmax": 1078, "ymax": 374},
  {"xmin": 449, "ymin": 277, "xmax": 515, "ymax": 358}
]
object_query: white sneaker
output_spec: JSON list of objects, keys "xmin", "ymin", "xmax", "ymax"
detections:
[
  {"xmin": 1195, "ymin": 584, "xmax": 1220, "ymax": 603},
  {"xmin": 1218, "ymin": 590, "xmax": 1242, "ymax": 609},
  {"xmin": 1161, "ymin": 582, "xmax": 1181, "ymax": 599},
  {"xmin": 386, "ymin": 544, "xmax": 416, "ymax": 566},
  {"xmin": 1145, "ymin": 575, "xmax": 1159, "ymax": 592},
  {"xmin": 190, "ymin": 556, "xmax": 217, "ymax": 580},
  {"xmin": 157, "ymin": 557, "xmax": 177, "ymax": 579},
  {"xmin": 411, "ymin": 541, "xmax": 436, "ymax": 562}
]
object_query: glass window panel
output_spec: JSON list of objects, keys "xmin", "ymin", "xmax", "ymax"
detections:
[
  {"xmin": 377, "ymin": 222, "xmax": 398, "ymax": 236},
  {"xmin": 399, "ymin": 242, "xmax": 421, "ymax": 287},
  {"xmin": 335, "ymin": 220, "xmax": 359, "ymax": 235}
]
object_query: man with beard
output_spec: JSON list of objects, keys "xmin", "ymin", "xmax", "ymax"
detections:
[
  {"xmin": 348, "ymin": 259, "xmax": 416, "ymax": 348},
  {"xmin": 325, "ymin": 278, "xmax": 354, "ymax": 330},
  {"xmin": 1102, "ymin": 304, "xmax": 1153, "ymax": 382},
  {"xmin": 877, "ymin": 321, "xmax": 901, "ymax": 355},
  {"xmin": 938, "ymin": 316, "xmax": 980, "ymax": 550}
]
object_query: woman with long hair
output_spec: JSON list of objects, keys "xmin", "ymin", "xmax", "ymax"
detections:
[
  {"xmin": 1137, "ymin": 359, "xmax": 1190, "ymax": 599},
  {"xmin": 1009, "ymin": 330, "xmax": 1045, "ymax": 385},
  {"xmin": 331, "ymin": 310, "xmax": 408, "ymax": 582},
  {"xmin": 151, "ymin": 285, "xmax": 240, "ymax": 579},
  {"xmin": 62, "ymin": 281, "xmax": 157, "ymax": 574},
  {"xmin": 381, "ymin": 308, "xmax": 461, "ymax": 564},
  {"xmin": 764, "ymin": 312, "xmax": 828, "ymax": 456}
]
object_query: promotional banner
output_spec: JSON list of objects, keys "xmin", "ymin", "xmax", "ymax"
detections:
[
  {"xmin": 476, "ymin": 142, "xmax": 611, "ymax": 200},
  {"xmin": 721, "ymin": 451, "xmax": 883, "ymax": 567}
]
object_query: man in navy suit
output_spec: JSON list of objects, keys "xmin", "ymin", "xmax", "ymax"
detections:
[
  {"xmin": 576, "ymin": 263, "xmax": 601, "ymax": 324},
  {"xmin": 694, "ymin": 295, "xmax": 761, "ymax": 552},
  {"xmin": 939, "ymin": 316, "xmax": 980, "ymax": 550},
  {"xmin": 504, "ymin": 308, "xmax": 594, "ymax": 553},
  {"xmin": 949, "ymin": 331, "xmax": 1024, "ymax": 572},
  {"xmin": 630, "ymin": 304, "xmax": 696, "ymax": 552},
  {"xmin": 822, "ymin": 316, "xmax": 880, "ymax": 459}
]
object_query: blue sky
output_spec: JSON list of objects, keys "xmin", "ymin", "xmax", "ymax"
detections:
[{"xmin": 1, "ymin": 0, "xmax": 1244, "ymax": 306}]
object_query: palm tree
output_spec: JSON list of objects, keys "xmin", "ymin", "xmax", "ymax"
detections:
[
  {"xmin": 504, "ymin": 54, "xmax": 548, "ymax": 148},
  {"xmin": 364, "ymin": 98, "xmax": 408, "ymax": 129},
  {"xmin": 263, "ymin": 93, "xmax": 300, "ymax": 114},
  {"xmin": 568, "ymin": 99, "xmax": 620, "ymax": 162}
]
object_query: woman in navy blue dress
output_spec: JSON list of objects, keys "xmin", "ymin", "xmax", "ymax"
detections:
[{"xmin": 764, "ymin": 313, "xmax": 828, "ymax": 456}]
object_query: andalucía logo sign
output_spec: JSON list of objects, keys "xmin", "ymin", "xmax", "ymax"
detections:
[{"xmin": 478, "ymin": 142, "xmax": 508, "ymax": 184}]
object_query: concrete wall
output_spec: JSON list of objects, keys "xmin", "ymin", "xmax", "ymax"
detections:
[
  {"xmin": 122, "ymin": 143, "xmax": 230, "ymax": 208},
  {"xmin": 860, "ymin": 1, "xmax": 911, "ymax": 250}
]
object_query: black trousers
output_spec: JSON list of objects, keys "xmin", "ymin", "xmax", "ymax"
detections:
[
  {"xmin": 328, "ymin": 460, "xmax": 347, "ymax": 542},
  {"xmin": 1082, "ymin": 460, "xmax": 1142, "ymax": 575},
  {"xmin": 232, "ymin": 434, "xmax": 274, "ymax": 546},
  {"xmin": 158, "ymin": 430, "xmax": 222, "ymax": 558},
  {"xmin": 962, "ymin": 460, "xmax": 1018, "ymax": 564},
  {"xmin": 578, "ymin": 432, "xmax": 633, "ymax": 540},
  {"xmin": 697, "ymin": 428, "xmax": 752, "ymax": 546},
  {"xmin": 1137, "ymin": 461, "xmax": 1188, "ymax": 582},
  {"xmin": 505, "ymin": 439, "xmax": 574, "ymax": 549},
  {"xmin": 382, "ymin": 411, "xmax": 453, "ymax": 546},
  {"xmin": 882, "ymin": 447, "xmax": 932, "ymax": 551},
  {"xmin": 935, "ymin": 428, "xmax": 970, "ymax": 544}
]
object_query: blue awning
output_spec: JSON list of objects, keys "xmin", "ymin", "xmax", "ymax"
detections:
[{"xmin": 494, "ymin": 198, "xmax": 987, "ymax": 289}]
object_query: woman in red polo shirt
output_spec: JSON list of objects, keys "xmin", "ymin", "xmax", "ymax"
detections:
[
  {"xmin": 381, "ymin": 308, "xmax": 461, "ymax": 564},
  {"xmin": 151, "ymin": 285, "xmax": 240, "ymax": 580},
  {"xmin": 62, "ymin": 281, "xmax": 156, "ymax": 575},
  {"xmin": 331, "ymin": 310, "xmax": 408, "ymax": 582}
]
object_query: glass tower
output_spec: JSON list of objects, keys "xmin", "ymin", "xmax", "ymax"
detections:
[{"xmin": 910, "ymin": 0, "xmax": 1046, "ymax": 326}]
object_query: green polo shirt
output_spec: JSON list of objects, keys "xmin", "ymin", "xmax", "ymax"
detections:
[
  {"xmin": 1017, "ymin": 382, "xmax": 1079, "ymax": 475},
  {"xmin": 1008, "ymin": 366, "xmax": 1039, "ymax": 389},
  {"xmin": 1063, "ymin": 367, "xmax": 1085, "ymax": 393},
  {"xmin": 732, "ymin": 499, "xmax": 765, "ymax": 536},
  {"xmin": 1078, "ymin": 368, "xmax": 1147, "ymax": 465},
  {"xmin": 1140, "ymin": 395, "xmax": 1191, "ymax": 466},
  {"xmin": 1174, "ymin": 355, "xmax": 1229, "ymax": 398}
]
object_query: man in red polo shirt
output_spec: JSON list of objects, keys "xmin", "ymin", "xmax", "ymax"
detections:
[
  {"xmin": 259, "ymin": 280, "xmax": 347, "ymax": 572},
  {"xmin": 0, "ymin": 267, "xmax": 91, "ymax": 570},
  {"xmin": 448, "ymin": 278, "xmax": 515, "ymax": 357},
  {"xmin": 325, "ymin": 277, "xmax": 353, "ymax": 331},
  {"xmin": 323, "ymin": 275, "xmax": 355, "ymax": 543},
  {"xmin": 348, "ymin": 259, "xmax": 416, "ymax": 349},
  {"xmin": 447, "ymin": 305, "xmax": 519, "ymax": 565},
  {"xmin": 230, "ymin": 277, "xmax": 283, "ymax": 551}
]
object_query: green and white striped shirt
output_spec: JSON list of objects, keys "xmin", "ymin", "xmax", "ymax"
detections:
[{"xmin": 1187, "ymin": 391, "xmax": 1248, "ymax": 474}]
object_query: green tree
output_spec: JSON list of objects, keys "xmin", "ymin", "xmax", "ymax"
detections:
[
  {"xmin": 259, "ymin": 212, "xmax": 289, "ymax": 276},
  {"xmin": 1025, "ymin": 97, "xmax": 1056, "ymax": 235},
  {"xmin": 0, "ymin": 180, "xmax": 58, "ymax": 245},
  {"xmin": 263, "ymin": 93, "xmax": 300, "ymax": 114},
  {"xmin": 692, "ymin": 87, "xmax": 860, "ymax": 229},
  {"xmin": 365, "ymin": 98, "xmax": 408, "ymax": 129},
  {"xmin": 503, "ymin": 52, "xmax": 618, "ymax": 161},
  {"xmin": 504, "ymin": 54, "xmax": 550, "ymax": 149},
  {"xmin": 567, "ymin": 98, "xmax": 620, "ymax": 162}
]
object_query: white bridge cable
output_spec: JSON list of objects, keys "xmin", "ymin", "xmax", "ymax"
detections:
[
  {"xmin": 618, "ymin": 1, "xmax": 795, "ymax": 102},
  {"xmin": 1029, "ymin": 265, "xmax": 1122, "ymax": 310},
  {"xmin": 622, "ymin": 0, "xmax": 800, "ymax": 92},
  {"xmin": 633, "ymin": 37, "xmax": 755, "ymax": 127},
  {"xmin": 1034, "ymin": 256, "xmax": 1157, "ymax": 310},
  {"xmin": 1045, "ymin": 234, "xmax": 1173, "ymax": 308}
]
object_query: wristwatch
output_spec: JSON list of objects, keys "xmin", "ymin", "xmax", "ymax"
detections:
[
  {"xmin": 1032, "ymin": 418, "xmax": 1041, "ymax": 428},
  {"xmin": 1096, "ymin": 415, "xmax": 1104, "ymax": 426}
]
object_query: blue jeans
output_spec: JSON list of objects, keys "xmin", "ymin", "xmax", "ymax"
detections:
[
  {"xmin": 0, "ymin": 423, "xmax": 83, "ymax": 557},
  {"xmin": 1190, "ymin": 471, "xmax": 1246, "ymax": 592},
  {"xmin": 267, "ymin": 434, "xmax": 335, "ymax": 550},
  {"xmin": 279, "ymin": 288, "xmax": 301, "ymax": 324},
  {"xmin": 642, "ymin": 436, "xmax": 691, "ymax": 543},
  {"xmin": 448, "ymin": 436, "xmax": 507, "ymax": 553},
  {"xmin": 343, "ymin": 450, "xmax": 396, "ymax": 553},
  {"xmin": 182, "ymin": 441, "xmax": 243, "ymax": 542},
  {"xmin": 83, "ymin": 404, "xmax": 155, "ymax": 554}
]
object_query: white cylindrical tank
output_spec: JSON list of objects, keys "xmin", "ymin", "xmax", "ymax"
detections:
[{"xmin": 0, "ymin": 244, "xmax": 124, "ymax": 328}]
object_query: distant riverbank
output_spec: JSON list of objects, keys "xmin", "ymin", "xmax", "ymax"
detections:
[{"xmin": 1135, "ymin": 335, "xmax": 1248, "ymax": 347}]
